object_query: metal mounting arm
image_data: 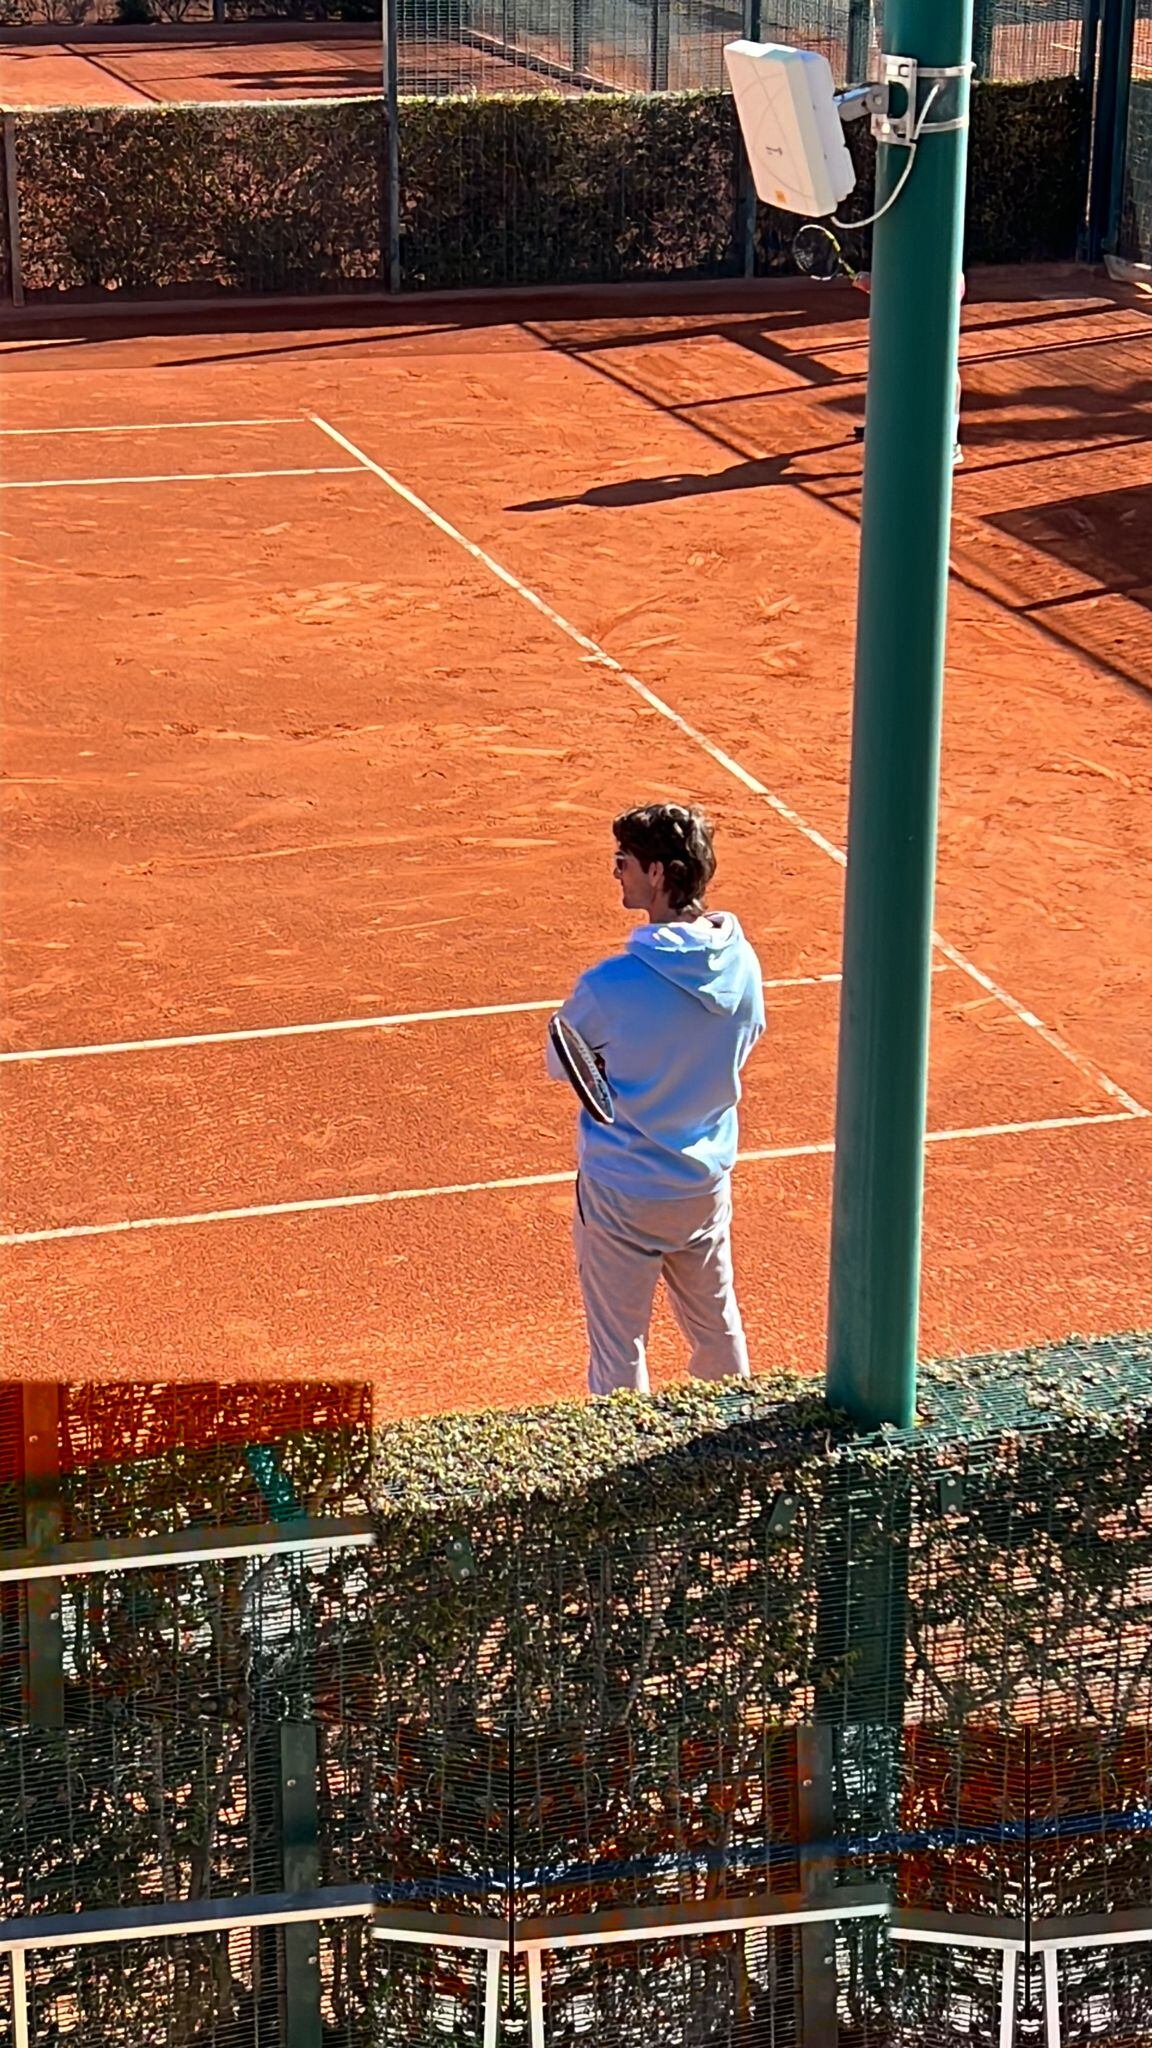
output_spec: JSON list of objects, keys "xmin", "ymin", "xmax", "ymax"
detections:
[{"xmin": 836, "ymin": 83, "xmax": 885, "ymax": 123}]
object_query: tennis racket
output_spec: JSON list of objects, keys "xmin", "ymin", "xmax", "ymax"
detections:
[
  {"xmin": 548, "ymin": 1015, "xmax": 615, "ymax": 1126},
  {"xmin": 791, "ymin": 222, "xmax": 859, "ymax": 284}
]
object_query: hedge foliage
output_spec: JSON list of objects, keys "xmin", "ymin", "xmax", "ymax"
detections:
[
  {"xmin": 6, "ymin": 76, "xmax": 1089, "ymax": 301},
  {"xmin": 14, "ymin": 99, "xmax": 384, "ymax": 297},
  {"xmin": 398, "ymin": 90, "xmax": 744, "ymax": 290},
  {"xmin": 966, "ymin": 75, "xmax": 1092, "ymax": 262}
]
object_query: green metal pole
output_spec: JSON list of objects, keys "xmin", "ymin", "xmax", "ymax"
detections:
[{"xmin": 825, "ymin": 0, "xmax": 973, "ymax": 1429}]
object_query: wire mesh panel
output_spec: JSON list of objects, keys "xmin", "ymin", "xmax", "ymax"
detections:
[
  {"xmin": 393, "ymin": 0, "xmax": 864, "ymax": 95},
  {"xmin": 874, "ymin": 0, "xmax": 1089, "ymax": 83},
  {"xmin": 66, "ymin": 1548, "xmax": 377, "ymax": 1728},
  {"xmin": 396, "ymin": 91, "xmax": 744, "ymax": 289},
  {"xmin": 50, "ymin": 1543, "xmax": 377, "ymax": 1726},
  {"xmin": 515, "ymin": 1723, "xmax": 803, "ymax": 1917},
  {"xmin": 889, "ymin": 1942, "xmax": 1008, "ymax": 2048},
  {"xmin": 387, "ymin": 0, "xmax": 1095, "ymax": 98},
  {"xmin": 20, "ymin": 1924, "xmax": 372, "ymax": 2048},
  {"xmin": 372, "ymin": 1940, "xmax": 490, "ymax": 2047},
  {"xmin": 0, "ymin": 1384, "xmax": 373, "ymax": 1546},
  {"xmin": 1060, "ymin": 1941, "xmax": 1152, "ymax": 2047},
  {"xmin": 5, "ymin": 1342, "xmax": 1152, "ymax": 2044},
  {"xmin": 538, "ymin": 1926, "xmax": 804, "ymax": 2045},
  {"xmin": 1, "ymin": 1715, "xmax": 378, "ymax": 1919}
]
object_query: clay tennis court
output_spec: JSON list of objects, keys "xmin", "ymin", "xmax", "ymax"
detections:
[
  {"xmin": 0, "ymin": 24, "xmax": 585, "ymax": 107},
  {"xmin": 6, "ymin": 15, "xmax": 1149, "ymax": 108},
  {"xmin": 1, "ymin": 269, "xmax": 1149, "ymax": 1416}
]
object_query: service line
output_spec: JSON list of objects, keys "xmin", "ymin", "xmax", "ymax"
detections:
[
  {"xmin": 0, "ymin": 417, "xmax": 302, "ymax": 437},
  {"xmin": 0, "ymin": 1111, "xmax": 1139, "ymax": 1247},
  {"xmin": 0, "ymin": 970, "xmax": 950, "ymax": 1065},
  {"xmin": 0, "ymin": 465, "xmax": 365, "ymax": 492}
]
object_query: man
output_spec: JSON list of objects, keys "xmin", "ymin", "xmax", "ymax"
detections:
[{"xmin": 547, "ymin": 803, "xmax": 765, "ymax": 1396}]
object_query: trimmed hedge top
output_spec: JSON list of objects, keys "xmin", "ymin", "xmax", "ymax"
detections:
[{"xmin": 370, "ymin": 1332, "xmax": 1152, "ymax": 1516}]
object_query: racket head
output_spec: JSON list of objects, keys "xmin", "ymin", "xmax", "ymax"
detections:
[
  {"xmin": 791, "ymin": 222, "xmax": 852, "ymax": 282},
  {"xmin": 549, "ymin": 1015, "xmax": 615, "ymax": 1126}
]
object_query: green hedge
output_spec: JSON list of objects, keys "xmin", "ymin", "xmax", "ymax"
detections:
[
  {"xmin": 14, "ymin": 99, "xmax": 384, "ymax": 297},
  {"xmin": 398, "ymin": 90, "xmax": 744, "ymax": 290},
  {"xmin": 398, "ymin": 78, "xmax": 1090, "ymax": 287},
  {"xmin": 8, "ymin": 76, "xmax": 1089, "ymax": 300},
  {"xmin": 967, "ymin": 75, "xmax": 1091, "ymax": 261}
]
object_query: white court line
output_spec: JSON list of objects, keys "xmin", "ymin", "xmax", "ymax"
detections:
[
  {"xmin": 927, "ymin": 932, "xmax": 1144, "ymax": 1117},
  {"xmin": 310, "ymin": 413, "xmax": 1150, "ymax": 1125},
  {"xmin": 0, "ymin": 417, "xmax": 300, "ymax": 437},
  {"xmin": 0, "ymin": 971, "xmax": 887, "ymax": 1066},
  {"xmin": 0, "ymin": 1111, "xmax": 1138, "ymax": 1247},
  {"xmin": 0, "ymin": 465, "xmax": 364, "ymax": 493},
  {"xmin": 0, "ymin": 999, "xmax": 563, "ymax": 1065}
]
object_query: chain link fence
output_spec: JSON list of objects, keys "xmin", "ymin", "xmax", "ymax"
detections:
[
  {"xmin": 0, "ymin": 0, "xmax": 1102, "ymax": 85},
  {"xmin": 387, "ymin": 0, "xmax": 1092, "ymax": 97},
  {"xmin": 4, "ymin": 1340, "xmax": 1152, "ymax": 2043},
  {"xmin": 1116, "ymin": 76, "xmax": 1152, "ymax": 264}
]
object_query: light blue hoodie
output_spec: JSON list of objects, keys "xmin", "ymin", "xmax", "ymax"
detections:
[{"xmin": 547, "ymin": 912, "xmax": 765, "ymax": 1199}]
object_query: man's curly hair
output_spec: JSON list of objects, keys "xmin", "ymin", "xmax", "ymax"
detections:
[{"xmin": 612, "ymin": 803, "xmax": 717, "ymax": 915}]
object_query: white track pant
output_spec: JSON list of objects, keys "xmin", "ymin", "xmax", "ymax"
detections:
[{"xmin": 574, "ymin": 1171, "xmax": 751, "ymax": 1396}]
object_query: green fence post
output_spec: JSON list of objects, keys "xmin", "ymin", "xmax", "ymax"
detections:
[
  {"xmin": 382, "ymin": 0, "xmax": 402, "ymax": 290},
  {"xmin": 572, "ymin": 0, "xmax": 589, "ymax": 76},
  {"xmin": 1076, "ymin": 0, "xmax": 1102, "ymax": 262},
  {"xmin": 739, "ymin": 0, "xmax": 763, "ymax": 277},
  {"xmin": 972, "ymin": 0, "xmax": 994, "ymax": 78},
  {"xmin": 281, "ymin": 1722, "xmax": 323, "ymax": 2048},
  {"xmin": 824, "ymin": 0, "xmax": 974, "ymax": 1430},
  {"xmin": 649, "ymin": 0, "xmax": 670, "ymax": 91},
  {"xmin": 796, "ymin": 1725, "xmax": 838, "ymax": 2045},
  {"xmin": 1103, "ymin": 0, "xmax": 1138, "ymax": 257},
  {"xmin": 1087, "ymin": 0, "xmax": 1137, "ymax": 260},
  {"xmin": 846, "ymin": 0, "xmax": 872, "ymax": 84}
]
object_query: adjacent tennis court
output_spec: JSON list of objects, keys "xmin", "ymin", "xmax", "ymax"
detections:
[{"xmin": 1, "ymin": 270, "xmax": 1149, "ymax": 1414}]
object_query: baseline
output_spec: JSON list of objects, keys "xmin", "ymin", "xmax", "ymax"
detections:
[
  {"xmin": 0, "ymin": 972, "xmax": 897, "ymax": 1065},
  {"xmin": 1, "ymin": 1111, "xmax": 1138, "ymax": 1248}
]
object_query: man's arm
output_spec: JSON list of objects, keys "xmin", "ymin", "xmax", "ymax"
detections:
[
  {"xmin": 545, "ymin": 975, "xmax": 609, "ymax": 1081},
  {"xmin": 737, "ymin": 965, "xmax": 767, "ymax": 1068}
]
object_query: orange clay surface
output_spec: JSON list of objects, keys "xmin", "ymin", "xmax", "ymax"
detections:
[
  {"xmin": 0, "ymin": 25, "xmax": 551, "ymax": 107},
  {"xmin": 1, "ymin": 271, "xmax": 1149, "ymax": 1415},
  {"xmin": 4, "ymin": 21, "xmax": 1150, "ymax": 109}
]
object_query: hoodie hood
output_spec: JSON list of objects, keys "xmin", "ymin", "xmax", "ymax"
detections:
[{"xmin": 626, "ymin": 913, "xmax": 749, "ymax": 1016}]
